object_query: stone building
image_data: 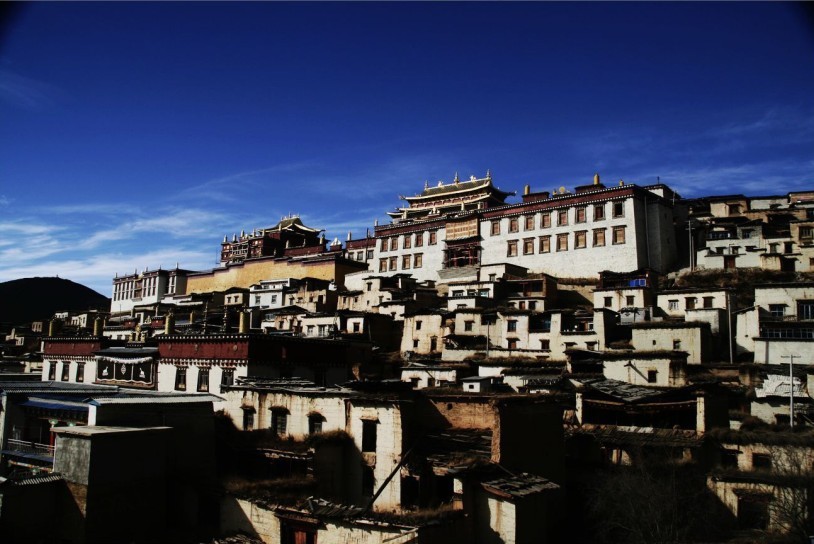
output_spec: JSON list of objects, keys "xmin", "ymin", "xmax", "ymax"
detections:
[{"xmin": 369, "ymin": 173, "xmax": 679, "ymax": 284}]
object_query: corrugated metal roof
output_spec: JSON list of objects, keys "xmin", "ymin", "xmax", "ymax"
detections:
[
  {"xmin": 0, "ymin": 381, "xmax": 118, "ymax": 394},
  {"xmin": 481, "ymin": 473, "xmax": 559, "ymax": 499}
]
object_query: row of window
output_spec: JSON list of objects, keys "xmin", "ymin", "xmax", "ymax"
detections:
[
  {"xmin": 380, "ymin": 231, "xmax": 438, "ymax": 252},
  {"xmin": 506, "ymin": 227, "xmax": 626, "ymax": 256},
  {"xmin": 241, "ymin": 411, "xmax": 378, "ymax": 454},
  {"xmin": 352, "ymin": 249, "xmax": 374, "ymax": 261},
  {"xmin": 174, "ymin": 367, "xmax": 234, "ymax": 392},
  {"xmin": 48, "ymin": 361, "xmax": 84, "ymax": 382},
  {"xmin": 242, "ymin": 408, "xmax": 327, "ymax": 437},
  {"xmin": 379, "ymin": 253, "xmax": 424, "ymax": 272},
  {"xmin": 491, "ymin": 201, "xmax": 625, "ymax": 236},
  {"xmin": 666, "ymin": 296, "xmax": 718, "ymax": 311}
]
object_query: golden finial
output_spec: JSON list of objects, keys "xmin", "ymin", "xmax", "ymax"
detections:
[{"xmin": 593, "ymin": 173, "xmax": 600, "ymax": 185}]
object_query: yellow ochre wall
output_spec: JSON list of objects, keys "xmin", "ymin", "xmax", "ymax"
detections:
[{"xmin": 184, "ymin": 257, "xmax": 368, "ymax": 294}]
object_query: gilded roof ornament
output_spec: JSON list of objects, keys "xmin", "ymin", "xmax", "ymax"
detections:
[{"xmin": 594, "ymin": 172, "xmax": 600, "ymax": 185}]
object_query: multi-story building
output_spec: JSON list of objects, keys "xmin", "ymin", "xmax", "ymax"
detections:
[
  {"xmin": 691, "ymin": 191, "xmax": 814, "ymax": 272},
  {"xmin": 219, "ymin": 216, "xmax": 324, "ymax": 265},
  {"xmin": 111, "ymin": 267, "xmax": 190, "ymax": 314},
  {"xmin": 369, "ymin": 173, "xmax": 679, "ymax": 284}
]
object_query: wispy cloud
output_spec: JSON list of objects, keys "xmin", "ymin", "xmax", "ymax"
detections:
[
  {"xmin": 0, "ymin": 249, "xmax": 216, "ymax": 296},
  {"xmin": 0, "ymin": 69, "xmax": 59, "ymax": 111},
  {"xmin": 632, "ymin": 158, "xmax": 814, "ymax": 198}
]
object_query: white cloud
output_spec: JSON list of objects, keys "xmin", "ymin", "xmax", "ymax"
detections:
[{"xmin": 0, "ymin": 69, "xmax": 59, "ymax": 111}]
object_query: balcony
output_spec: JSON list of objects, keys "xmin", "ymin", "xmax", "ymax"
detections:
[{"xmin": 2, "ymin": 439, "xmax": 55, "ymax": 463}]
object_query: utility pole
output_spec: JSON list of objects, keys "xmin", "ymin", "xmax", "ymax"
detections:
[
  {"xmin": 687, "ymin": 219, "xmax": 695, "ymax": 271},
  {"xmin": 781, "ymin": 354, "xmax": 800, "ymax": 429},
  {"xmin": 726, "ymin": 290, "xmax": 734, "ymax": 364}
]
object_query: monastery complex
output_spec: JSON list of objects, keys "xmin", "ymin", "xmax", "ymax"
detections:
[{"xmin": 3, "ymin": 171, "xmax": 814, "ymax": 543}]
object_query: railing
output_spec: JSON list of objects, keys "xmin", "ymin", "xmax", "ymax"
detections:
[
  {"xmin": 762, "ymin": 315, "xmax": 811, "ymax": 323},
  {"xmin": 5, "ymin": 439, "xmax": 55, "ymax": 458}
]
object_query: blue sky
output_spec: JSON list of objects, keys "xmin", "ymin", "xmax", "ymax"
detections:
[{"xmin": 1, "ymin": 2, "xmax": 812, "ymax": 296}]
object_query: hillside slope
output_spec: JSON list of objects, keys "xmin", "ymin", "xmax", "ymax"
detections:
[{"xmin": 0, "ymin": 277, "xmax": 110, "ymax": 325}]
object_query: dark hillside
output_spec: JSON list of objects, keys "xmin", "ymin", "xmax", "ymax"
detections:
[{"xmin": 0, "ymin": 277, "xmax": 109, "ymax": 325}]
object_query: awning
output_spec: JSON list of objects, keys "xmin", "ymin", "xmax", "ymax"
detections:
[{"xmin": 19, "ymin": 399, "xmax": 89, "ymax": 412}]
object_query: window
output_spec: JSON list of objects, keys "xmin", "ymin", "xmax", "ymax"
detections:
[
  {"xmin": 402, "ymin": 255, "xmax": 411, "ymax": 269},
  {"xmin": 389, "ymin": 256, "xmax": 397, "ymax": 271},
  {"xmin": 308, "ymin": 414, "xmax": 324, "ymax": 435},
  {"xmin": 255, "ymin": 295, "xmax": 261, "ymax": 304},
  {"xmin": 524, "ymin": 215, "xmax": 535, "ymax": 231},
  {"xmin": 613, "ymin": 201, "xmax": 625, "ymax": 217},
  {"xmin": 557, "ymin": 233, "xmax": 568, "ymax": 251},
  {"xmin": 672, "ymin": 339, "xmax": 681, "ymax": 350},
  {"xmin": 242, "ymin": 409, "xmax": 255, "ymax": 431},
  {"xmin": 491, "ymin": 220, "xmax": 501, "ymax": 236},
  {"xmin": 799, "ymin": 301, "xmax": 814, "ymax": 321},
  {"xmin": 76, "ymin": 363, "xmax": 84, "ymax": 383},
  {"xmin": 647, "ymin": 370, "xmax": 657, "ymax": 383},
  {"xmin": 612, "ymin": 226, "xmax": 626, "ymax": 244},
  {"xmin": 367, "ymin": 249, "xmax": 374, "ymax": 259},
  {"xmin": 429, "ymin": 231, "xmax": 437, "ymax": 245},
  {"xmin": 464, "ymin": 321, "xmax": 474, "ymax": 332},
  {"xmin": 175, "ymin": 367, "xmax": 187, "ymax": 391},
  {"xmin": 415, "ymin": 233, "xmax": 423, "ymax": 247},
  {"xmin": 509, "ymin": 218, "xmax": 519, "ymax": 233},
  {"xmin": 507, "ymin": 320, "xmax": 517, "ymax": 332},
  {"xmin": 769, "ymin": 304, "xmax": 785, "ymax": 317},
  {"xmin": 626, "ymin": 295, "xmax": 635, "ymax": 306},
  {"xmin": 390, "ymin": 237, "xmax": 398, "ymax": 251},
  {"xmin": 752, "ymin": 452, "xmax": 772, "ymax": 470},
  {"xmin": 61, "ymin": 363, "xmax": 70, "ymax": 381},
  {"xmin": 379, "ymin": 259, "xmax": 387, "ymax": 272},
  {"xmin": 415, "ymin": 320, "xmax": 422, "ymax": 330},
  {"xmin": 703, "ymin": 297, "xmax": 714, "ymax": 309},
  {"xmin": 728, "ymin": 204, "xmax": 741, "ymax": 215},
  {"xmin": 575, "ymin": 207, "xmax": 586, "ymax": 223},
  {"xmin": 271, "ymin": 409, "xmax": 288, "ymax": 436},
  {"xmin": 593, "ymin": 228, "xmax": 606, "ymax": 247},
  {"xmin": 801, "ymin": 227, "xmax": 814, "ymax": 240},
  {"xmin": 540, "ymin": 339, "xmax": 550, "ymax": 350},
  {"xmin": 785, "ymin": 242, "xmax": 793, "ymax": 253},
  {"xmin": 197, "ymin": 368, "xmax": 210, "ymax": 392},
  {"xmin": 686, "ymin": 297, "xmax": 697, "ymax": 310},
  {"xmin": 539, "ymin": 235, "xmax": 551, "ymax": 253},
  {"xmin": 414, "ymin": 253, "xmax": 423, "ymax": 268},
  {"xmin": 430, "ymin": 336, "xmax": 437, "ymax": 351},
  {"xmin": 380, "ymin": 239, "xmax": 388, "ymax": 251},
  {"xmin": 221, "ymin": 369, "xmax": 234, "ymax": 387},
  {"xmin": 366, "ymin": 282, "xmax": 372, "ymax": 292},
  {"xmin": 604, "ymin": 297, "xmax": 613, "ymax": 308},
  {"xmin": 362, "ymin": 420, "xmax": 377, "ymax": 452},
  {"xmin": 540, "ymin": 213, "xmax": 551, "ymax": 228},
  {"xmin": 356, "ymin": 251, "xmax": 363, "ymax": 261},
  {"xmin": 507, "ymin": 339, "xmax": 518, "ymax": 349},
  {"xmin": 403, "ymin": 236, "xmax": 411, "ymax": 249},
  {"xmin": 575, "ymin": 231, "xmax": 587, "ymax": 249},
  {"xmin": 594, "ymin": 204, "xmax": 605, "ymax": 220},
  {"xmin": 507, "ymin": 240, "xmax": 518, "ymax": 257},
  {"xmin": 353, "ymin": 321, "xmax": 361, "ymax": 333},
  {"xmin": 523, "ymin": 238, "xmax": 534, "ymax": 255},
  {"xmin": 557, "ymin": 209, "xmax": 568, "ymax": 226}
]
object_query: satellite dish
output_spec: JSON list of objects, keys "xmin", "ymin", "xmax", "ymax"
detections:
[{"xmin": 559, "ymin": 186, "xmax": 566, "ymax": 194}]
